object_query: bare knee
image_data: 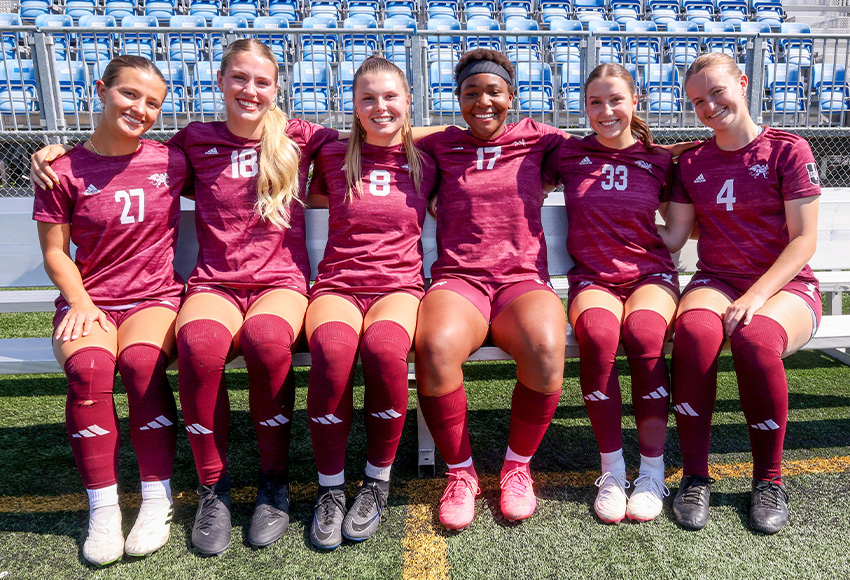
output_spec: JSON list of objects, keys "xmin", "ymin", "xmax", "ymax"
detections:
[{"xmin": 415, "ymin": 325, "xmax": 476, "ymax": 395}]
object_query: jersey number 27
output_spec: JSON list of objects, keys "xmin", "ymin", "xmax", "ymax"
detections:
[{"xmin": 115, "ymin": 189, "xmax": 144, "ymax": 224}]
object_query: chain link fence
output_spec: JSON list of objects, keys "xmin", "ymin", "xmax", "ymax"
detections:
[{"xmin": 1, "ymin": 24, "xmax": 850, "ymax": 196}]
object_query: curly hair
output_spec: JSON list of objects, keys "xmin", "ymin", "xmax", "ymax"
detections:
[{"xmin": 454, "ymin": 49, "xmax": 515, "ymax": 95}]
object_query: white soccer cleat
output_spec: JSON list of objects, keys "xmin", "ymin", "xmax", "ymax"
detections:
[
  {"xmin": 82, "ymin": 504, "xmax": 124, "ymax": 566},
  {"xmin": 124, "ymin": 497, "xmax": 173, "ymax": 557},
  {"xmin": 626, "ymin": 474, "xmax": 670, "ymax": 522},
  {"xmin": 593, "ymin": 472, "xmax": 629, "ymax": 524}
]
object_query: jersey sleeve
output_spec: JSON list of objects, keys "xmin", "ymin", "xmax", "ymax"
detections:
[
  {"xmin": 167, "ymin": 124, "xmax": 190, "ymax": 153},
  {"xmin": 669, "ymin": 160, "xmax": 693, "ymax": 204},
  {"xmin": 307, "ymin": 150, "xmax": 330, "ymax": 198},
  {"xmin": 777, "ymin": 137, "xmax": 821, "ymax": 201},
  {"xmin": 32, "ymin": 174, "xmax": 72, "ymax": 224},
  {"xmin": 286, "ymin": 118, "xmax": 339, "ymax": 163},
  {"xmin": 415, "ymin": 131, "xmax": 441, "ymax": 158}
]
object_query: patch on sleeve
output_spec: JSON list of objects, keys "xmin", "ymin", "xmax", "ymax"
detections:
[{"xmin": 806, "ymin": 162, "xmax": 820, "ymax": 185}]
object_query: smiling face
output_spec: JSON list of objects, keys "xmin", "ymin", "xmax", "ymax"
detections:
[
  {"xmin": 685, "ymin": 65, "xmax": 749, "ymax": 133},
  {"xmin": 96, "ymin": 67, "xmax": 166, "ymax": 141},
  {"xmin": 585, "ymin": 75, "xmax": 638, "ymax": 149},
  {"xmin": 458, "ymin": 73, "xmax": 514, "ymax": 141},
  {"xmin": 217, "ymin": 50, "xmax": 279, "ymax": 140},
  {"xmin": 353, "ymin": 71, "xmax": 410, "ymax": 147}
]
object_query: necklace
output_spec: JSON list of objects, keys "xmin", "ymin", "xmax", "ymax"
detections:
[{"xmin": 87, "ymin": 138, "xmax": 102, "ymax": 155}]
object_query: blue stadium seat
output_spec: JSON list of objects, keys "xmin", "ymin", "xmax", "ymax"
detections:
[
  {"xmin": 465, "ymin": 0, "xmax": 496, "ymax": 19},
  {"xmin": 625, "ymin": 20, "xmax": 660, "ymax": 65},
  {"xmin": 574, "ymin": 0, "xmax": 608, "ymax": 26},
  {"xmin": 291, "ymin": 59, "xmax": 331, "ymax": 114},
  {"xmin": 768, "ymin": 63, "xmax": 805, "ymax": 114},
  {"xmin": 64, "ymin": 0, "xmax": 98, "ymax": 21},
  {"xmin": 587, "ymin": 19, "xmax": 622, "ymax": 63},
  {"xmin": 703, "ymin": 21, "xmax": 738, "ymax": 60},
  {"xmin": 386, "ymin": 0, "xmax": 417, "ymax": 18},
  {"xmin": 559, "ymin": 62, "xmax": 584, "ymax": 114},
  {"xmin": 337, "ymin": 59, "xmax": 358, "ymax": 113},
  {"xmin": 145, "ymin": 0, "xmax": 179, "ymax": 25},
  {"xmin": 90, "ymin": 59, "xmax": 110, "ymax": 112},
  {"xmin": 644, "ymin": 63, "xmax": 681, "ymax": 114},
  {"xmin": 648, "ymin": 0, "xmax": 681, "ymax": 30},
  {"xmin": 780, "ymin": 22, "xmax": 813, "ymax": 67},
  {"xmin": 267, "ymin": 0, "xmax": 298, "ymax": 22},
  {"xmin": 300, "ymin": 15, "xmax": 338, "ymax": 62},
  {"xmin": 427, "ymin": 0, "xmax": 459, "ymax": 19},
  {"xmin": 425, "ymin": 16, "xmax": 462, "ymax": 61},
  {"xmin": 77, "ymin": 15, "xmax": 117, "ymax": 64},
  {"xmin": 812, "ymin": 64, "xmax": 850, "ymax": 119},
  {"xmin": 549, "ymin": 18, "xmax": 583, "ymax": 64},
  {"xmin": 121, "ymin": 15, "xmax": 159, "ymax": 61},
  {"xmin": 683, "ymin": 0, "xmax": 714, "ymax": 29},
  {"xmin": 383, "ymin": 15, "xmax": 416, "ymax": 66},
  {"xmin": 155, "ymin": 60, "xmax": 189, "ymax": 114},
  {"xmin": 342, "ymin": 14, "xmax": 378, "ymax": 62},
  {"xmin": 104, "ymin": 0, "xmax": 137, "ymax": 21},
  {"xmin": 18, "ymin": 0, "xmax": 51, "ymax": 22},
  {"xmin": 515, "ymin": 61, "xmax": 553, "ymax": 112},
  {"xmin": 504, "ymin": 17, "xmax": 541, "ymax": 64},
  {"xmin": 717, "ymin": 0, "xmax": 748, "ymax": 25},
  {"xmin": 503, "ymin": 0, "xmax": 533, "ymax": 21},
  {"xmin": 193, "ymin": 59, "xmax": 224, "ymax": 113},
  {"xmin": 310, "ymin": 0, "xmax": 341, "ymax": 20},
  {"xmin": 466, "ymin": 16, "xmax": 502, "ymax": 52},
  {"xmin": 169, "ymin": 15, "xmax": 207, "ymax": 65},
  {"xmin": 34, "ymin": 14, "xmax": 73, "ymax": 61},
  {"xmin": 739, "ymin": 21, "xmax": 775, "ymax": 64},
  {"xmin": 754, "ymin": 0, "xmax": 784, "ymax": 32},
  {"xmin": 0, "ymin": 59, "xmax": 38, "ymax": 113},
  {"xmin": 55, "ymin": 60, "xmax": 88, "ymax": 113},
  {"xmin": 229, "ymin": 0, "xmax": 260, "ymax": 24},
  {"xmin": 0, "ymin": 14, "xmax": 22, "ymax": 59},
  {"xmin": 253, "ymin": 16, "xmax": 290, "ymax": 64},
  {"xmin": 665, "ymin": 20, "xmax": 700, "ymax": 67},
  {"xmin": 429, "ymin": 60, "xmax": 460, "ymax": 113},
  {"xmin": 540, "ymin": 0, "xmax": 572, "ymax": 25},
  {"xmin": 611, "ymin": 0, "xmax": 642, "ymax": 27},
  {"xmin": 348, "ymin": 0, "xmax": 380, "ymax": 18},
  {"xmin": 210, "ymin": 15, "xmax": 248, "ymax": 61},
  {"xmin": 189, "ymin": 0, "xmax": 223, "ymax": 24}
]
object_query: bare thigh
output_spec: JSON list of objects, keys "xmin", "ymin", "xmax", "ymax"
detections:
[
  {"xmin": 751, "ymin": 291, "xmax": 815, "ymax": 356},
  {"xmin": 53, "ymin": 321, "xmax": 118, "ymax": 368},
  {"xmin": 176, "ymin": 292, "xmax": 244, "ymax": 352},
  {"xmin": 568, "ymin": 288, "xmax": 624, "ymax": 326},
  {"xmin": 246, "ymin": 288, "xmax": 309, "ymax": 345},
  {"xmin": 117, "ymin": 306, "xmax": 178, "ymax": 359},
  {"xmin": 305, "ymin": 294, "xmax": 363, "ymax": 341},
  {"xmin": 364, "ymin": 292, "xmax": 420, "ymax": 343},
  {"xmin": 624, "ymin": 283, "xmax": 679, "ymax": 328}
]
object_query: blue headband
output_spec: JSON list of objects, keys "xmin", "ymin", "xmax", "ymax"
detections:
[{"xmin": 457, "ymin": 59, "xmax": 513, "ymax": 87}]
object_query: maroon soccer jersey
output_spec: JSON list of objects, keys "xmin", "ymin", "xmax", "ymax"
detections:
[
  {"xmin": 169, "ymin": 119, "xmax": 338, "ymax": 292},
  {"xmin": 416, "ymin": 118, "xmax": 563, "ymax": 284},
  {"xmin": 544, "ymin": 135, "xmax": 676, "ymax": 286},
  {"xmin": 671, "ymin": 127, "xmax": 820, "ymax": 284},
  {"xmin": 309, "ymin": 140, "xmax": 437, "ymax": 295},
  {"xmin": 33, "ymin": 140, "xmax": 187, "ymax": 308}
]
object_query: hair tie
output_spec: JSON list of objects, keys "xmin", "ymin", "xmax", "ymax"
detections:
[{"xmin": 457, "ymin": 60, "xmax": 513, "ymax": 87}]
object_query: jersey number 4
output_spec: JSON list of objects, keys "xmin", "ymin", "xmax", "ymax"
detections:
[
  {"xmin": 601, "ymin": 164, "xmax": 628, "ymax": 191},
  {"xmin": 716, "ymin": 179, "xmax": 736, "ymax": 211},
  {"xmin": 476, "ymin": 146, "xmax": 502, "ymax": 170},
  {"xmin": 115, "ymin": 189, "xmax": 144, "ymax": 224}
]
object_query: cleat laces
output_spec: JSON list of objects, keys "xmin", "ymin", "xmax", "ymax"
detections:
[
  {"xmin": 354, "ymin": 484, "xmax": 388, "ymax": 521},
  {"xmin": 632, "ymin": 474, "xmax": 670, "ymax": 499},
  {"xmin": 315, "ymin": 489, "xmax": 346, "ymax": 526},
  {"xmin": 440, "ymin": 472, "xmax": 481, "ymax": 505},
  {"xmin": 500, "ymin": 466, "xmax": 534, "ymax": 497},
  {"xmin": 680, "ymin": 476, "xmax": 715, "ymax": 505},
  {"xmin": 753, "ymin": 477, "xmax": 788, "ymax": 509}
]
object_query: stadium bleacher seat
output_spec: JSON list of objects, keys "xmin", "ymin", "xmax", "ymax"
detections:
[
  {"xmin": 383, "ymin": 14, "xmax": 416, "ymax": 66},
  {"xmin": 301, "ymin": 15, "xmax": 338, "ymax": 63},
  {"xmin": 588, "ymin": 19, "xmax": 622, "ymax": 63},
  {"xmin": 189, "ymin": 0, "xmax": 223, "ymax": 24},
  {"xmin": 429, "ymin": 60, "xmax": 460, "ymax": 113},
  {"xmin": 666, "ymin": 20, "xmax": 700, "ymax": 66},
  {"xmin": 503, "ymin": 0, "xmax": 533, "ymax": 21},
  {"xmin": 754, "ymin": 0, "xmax": 784, "ymax": 32},
  {"xmin": 193, "ymin": 59, "xmax": 224, "ymax": 113},
  {"xmin": 718, "ymin": 0, "xmax": 748, "ymax": 25},
  {"xmin": 104, "ymin": 0, "xmax": 137, "ymax": 21},
  {"xmin": 703, "ymin": 21, "xmax": 739, "ymax": 60},
  {"xmin": 348, "ymin": 0, "xmax": 380, "ymax": 18},
  {"xmin": 425, "ymin": 15, "xmax": 462, "ymax": 61},
  {"xmin": 18, "ymin": 0, "xmax": 51, "ymax": 22},
  {"xmin": 337, "ymin": 59, "xmax": 357, "ymax": 113},
  {"xmin": 611, "ymin": 0, "xmax": 642, "ymax": 27},
  {"xmin": 210, "ymin": 15, "xmax": 248, "ymax": 61},
  {"xmin": 34, "ymin": 14, "xmax": 73, "ymax": 61},
  {"xmin": 466, "ymin": 16, "xmax": 502, "ymax": 52},
  {"xmin": 55, "ymin": 59, "xmax": 88, "ymax": 113},
  {"xmin": 813, "ymin": 64, "xmax": 850, "ymax": 119},
  {"xmin": 738, "ymin": 21, "xmax": 776, "ymax": 63},
  {"xmin": 0, "ymin": 14, "xmax": 23, "ymax": 60},
  {"xmin": 549, "ymin": 18, "xmax": 583, "ymax": 64},
  {"xmin": 385, "ymin": 0, "xmax": 417, "ymax": 18},
  {"xmin": 465, "ymin": 0, "xmax": 496, "ymax": 19},
  {"xmin": 684, "ymin": 0, "xmax": 714, "ymax": 29},
  {"xmin": 575, "ymin": 0, "xmax": 608, "ymax": 26},
  {"xmin": 228, "ymin": 0, "xmax": 260, "ymax": 24},
  {"xmin": 145, "ymin": 0, "xmax": 179, "ymax": 25},
  {"xmin": 267, "ymin": 0, "xmax": 298, "ymax": 22},
  {"xmin": 780, "ymin": 22, "xmax": 813, "ymax": 67},
  {"xmin": 253, "ymin": 16, "xmax": 290, "ymax": 64},
  {"xmin": 291, "ymin": 59, "xmax": 331, "ymax": 114},
  {"xmin": 0, "ymin": 59, "xmax": 38, "ymax": 113},
  {"xmin": 342, "ymin": 14, "xmax": 379, "ymax": 62},
  {"xmin": 169, "ymin": 14, "xmax": 207, "ymax": 65},
  {"xmin": 78, "ymin": 14, "xmax": 117, "ymax": 64},
  {"xmin": 559, "ymin": 62, "xmax": 583, "ymax": 114},
  {"xmin": 310, "ymin": 0, "xmax": 342, "ymax": 20},
  {"xmin": 427, "ymin": 0, "xmax": 459, "ymax": 19},
  {"xmin": 155, "ymin": 60, "xmax": 189, "ymax": 114},
  {"xmin": 121, "ymin": 15, "xmax": 159, "ymax": 61},
  {"xmin": 515, "ymin": 60, "xmax": 553, "ymax": 112},
  {"xmin": 644, "ymin": 62, "xmax": 682, "ymax": 114},
  {"xmin": 767, "ymin": 63, "xmax": 805, "ymax": 114},
  {"xmin": 540, "ymin": 0, "xmax": 572, "ymax": 25},
  {"xmin": 625, "ymin": 20, "xmax": 661, "ymax": 65},
  {"xmin": 504, "ymin": 17, "xmax": 541, "ymax": 64},
  {"xmin": 64, "ymin": 0, "xmax": 98, "ymax": 21}
]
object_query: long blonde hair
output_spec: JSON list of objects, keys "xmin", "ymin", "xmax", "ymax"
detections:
[
  {"xmin": 345, "ymin": 56, "xmax": 423, "ymax": 202},
  {"xmin": 220, "ymin": 38, "xmax": 301, "ymax": 229}
]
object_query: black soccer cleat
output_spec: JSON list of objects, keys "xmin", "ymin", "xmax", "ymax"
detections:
[
  {"xmin": 749, "ymin": 477, "xmax": 789, "ymax": 534},
  {"xmin": 672, "ymin": 475, "xmax": 714, "ymax": 530},
  {"xmin": 192, "ymin": 474, "xmax": 232, "ymax": 557},
  {"xmin": 310, "ymin": 486, "xmax": 347, "ymax": 550},
  {"xmin": 342, "ymin": 477, "xmax": 389, "ymax": 542},
  {"xmin": 248, "ymin": 471, "xmax": 291, "ymax": 548}
]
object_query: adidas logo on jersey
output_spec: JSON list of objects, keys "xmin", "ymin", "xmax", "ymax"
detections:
[
  {"xmin": 584, "ymin": 390, "xmax": 610, "ymax": 402},
  {"xmin": 310, "ymin": 414, "xmax": 343, "ymax": 425},
  {"xmin": 139, "ymin": 415, "xmax": 174, "ymax": 431},
  {"xmin": 148, "ymin": 173, "xmax": 169, "ymax": 188},
  {"xmin": 748, "ymin": 164, "xmax": 769, "ymax": 179},
  {"xmin": 205, "ymin": 147, "xmax": 218, "ymax": 155},
  {"xmin": 751, "ymin": 419, "xmax": 780, "ymax": 431},
  {"xmin": 642, "ymin": 386, "xmax": 669, "ymax": 400},
  {"xmin": 83, "ymin": 184, "xmax": 100, "ymax": 197},
  {"xmin": 186, "ymin": 423, "xmax": 213, "ymax": 435},
  {"xmin": 694, "ymin": 174, "xmax": 706, "ymax": 183},
  {"xmin": 674, "ymin": 403, "xmax": 699, "ymax": 417},
  {"xmin": 370, "ymin": 408, "xmax": 403, "ymax": 420},
  {"xmin": 636, "ymin": 160, "xmax": 653, "ymax": 171},
  {"xmin": 579, "ymin": 157, "xmax": 592, "ymax": 166},
  {"xmin": 259, "ymin": 414, "xmax": 290, "ymax": 427},
  {"xmin": 71, "ymin": 424, "xmax": 111, "ymax": 438}
]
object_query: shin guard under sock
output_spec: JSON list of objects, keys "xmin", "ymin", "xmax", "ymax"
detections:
[
  {"xmin": 506, "ymin": 381, "xmax": 561, "ymax": 458},
  {"xmin": 417, "ymin": 387, "xmax": 472, "ymax": 466}
]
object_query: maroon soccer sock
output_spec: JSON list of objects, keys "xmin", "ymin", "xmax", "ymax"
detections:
[
  {"xmin": 671, "ymin": 308, "xmax": 725, "ymax": 478},
  {"xmin": 117, "ymin": 343, "xmax": 177, "ymax": 482},
  {"xmin": 622, "ymin": 309, "xmax": 670, "ymax": 458},
  {"xmin": 574, "ymin": 307, "xmax": 624, "ymax": 453},
  {"xmin": 241, "ymin": 314, "xmax": 296, "ymax": 476},
  {"xmin": 64, "ymin": 347, "xmax": 119, "ymax": 489},
  {"xmin": 507, "ymin": 381, "xmax": 561, "ymax": 458},
  {"xmin": 730, "ymin": 316, "xmax": 789, "ymax": 481},
  {"xmin": 307, "ymin": 321, "xmax": 359, "ymax": 477},
  {"xmin": 177, "ymin": 319, "xmax": 232, "ymax": 486},
  {"xmin": 417, "ymin": 386, "xmax": 473, "ymax": 466},
  {"xmin": 360, "ymin": 320, "xmax": 411, "ymax": 468}
]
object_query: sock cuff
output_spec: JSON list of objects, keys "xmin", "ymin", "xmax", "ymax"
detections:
[
  {"xmin": 362, "ymin": 319, "xmax": 412, "ymax": 349},
  {"xmin": 117, "ymin": 342, "xmax": 168, "ymax": 364},
  {"xmin": 623, "ymin": 308, "xmax": 667, "ymax": 328},
  {"xmin": 309, "ymin": 320, "xmax": 359, "ymax": 347},
  {"xmin": 64, "ymin": 346, "xmax": 116, "ymax": 374},
  {"xmin": 241, "ymin": 313, "xmax": 295, "ymax": 345},
  {"xmin": 575, "ymin": 307, "xmax": 621, "ymax": 331},
  {"xmin": 177, "ymin": 318, "xmax": 233, "ymax": 343}
]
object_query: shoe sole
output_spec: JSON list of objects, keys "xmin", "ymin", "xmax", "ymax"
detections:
[
  {"xmin": 625, "ymin": 513, "xmax": 657, "ymax": 523},
  {"xmin": 196, "ymin": 541, "xmax": 231, "ymax": 557},
  {"xmin": 84, "ymin": 555, "xmax": 122, "ymax": 567}
]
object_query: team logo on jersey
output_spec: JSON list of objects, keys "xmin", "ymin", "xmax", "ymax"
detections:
[
  {"xmin": 340, "ymin": 164, "xmax": 346, "ymax": 172},
  {"xmin": 402, "ymin": 164, "xmax": 410, "ymax": 171},
  {"xmin": 691, "ymin": 278, "xmax": 711, "ymax": 285},
  {"xmin": 806, "ymin": 162, "xmax": 819, "ymax": 185},
  {"xmin": 205, "ymin": 147, "xmax": 218, "ymax": 155},
  {"xmin": 802, "ymin": 282, "xmax": 817, "ymax": 299},
  {"xmin": 636, "ymin": 160, "xmax": 653, "ymax": 171},
  {"xmin": 694, "ymin": 174, "xmax": 706, "ymax": 183},
  {"xmin": 579, "ymin": 156, "xmax": 592, "ymax": 166},
  {"xmin": 430, "ymin": 280, "xmax": 449, "ymax": 289},
  {"xmin": 511, "ymin": 139, "xmax": 526, "ymax": 147},
  {"xmin": 576, "ymin": 280, "xmax": 594, "ymax": 289},
  {"xmin": 652, "ymin": 272, "xmax": 674, "ymax": 285},
  {"xmin": 83, "ymin": 184, "xmax": 100, "ymax": 197},
  {"xmin": 748, "ymin": 164, "xmax": 769, "ymax": 179},
  {"xmin": 148, "ymin": 173, "xmax": 169, "ymax": 188},
  {"xmin": 452, "ymin": 146, "xmax": 464, "ymax": 151}
]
